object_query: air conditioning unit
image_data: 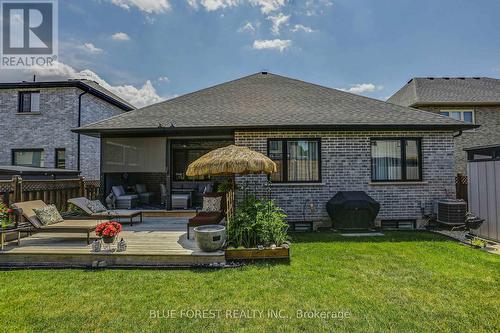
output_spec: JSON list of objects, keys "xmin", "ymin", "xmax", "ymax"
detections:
[{"xmin": 436, "ymin": 200, "xmax": 467, "ymax": 225}]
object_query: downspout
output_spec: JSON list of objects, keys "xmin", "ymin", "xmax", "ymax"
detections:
[
  {"xmin": 77, "ymin": 88, "xmax": 90, "ymax": 171},
  {"xmin": 453, "ymin": 130, "xmax": 463, "ymax": 138}
]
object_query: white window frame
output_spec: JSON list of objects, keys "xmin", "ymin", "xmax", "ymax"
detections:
[{"xmin": 439, "ymin": 109, "xmax": 475, "ymax": 124}]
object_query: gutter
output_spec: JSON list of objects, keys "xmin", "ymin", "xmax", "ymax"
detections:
[{"xmin": 77, "ymin": 88, "xmax": 90, "ymax": 171}]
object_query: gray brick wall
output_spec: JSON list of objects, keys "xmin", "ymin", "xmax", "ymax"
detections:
[
  {"xmin": 235, "ymin": 130, "xmax": 456, "ymax": 227},
  {"xmin": 418, "ymin": 106, "xmax": 500, "ymax": 175},
  {"xmin": 0, "ymin": 86, "xmax": 125, "ymax": 180}
]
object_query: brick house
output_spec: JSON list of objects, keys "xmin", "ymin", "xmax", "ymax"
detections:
[
  {"xmin": 76, "ymin": 72, "xmax": 474, "ymax": 227},
  {"xmin": 387, "ymin": 77, "xmax": 500, "ymax": 175},
  {"xmin": 0, "ymin": 80, "xmax": 134, "ymax": 180}
]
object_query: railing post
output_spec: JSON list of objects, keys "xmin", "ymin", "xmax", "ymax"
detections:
[
  {"xmin": 79, "ymin": 176, "xmax": 85, "ymax": 197},
  {"xmin": 11, "ymin": 176, "xmax": 22, "ymax": 203}
]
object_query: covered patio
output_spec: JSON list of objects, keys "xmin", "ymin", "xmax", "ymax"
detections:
[{"xmin": 0, "ymin": 215, "xmax": 225, "ymax": 268}]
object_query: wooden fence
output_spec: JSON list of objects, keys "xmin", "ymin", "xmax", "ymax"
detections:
[
  {"xmin": 0, "ymin": 176, "xmax": 101, "ymax": 212},
  {"xmin": 455, "ymin": 173, "xmax": 468, "ymax": 202}
]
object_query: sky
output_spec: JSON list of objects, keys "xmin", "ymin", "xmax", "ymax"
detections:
[{"xmin": 1, "ymin": 0, "xmax": 500, "ymax": 108}]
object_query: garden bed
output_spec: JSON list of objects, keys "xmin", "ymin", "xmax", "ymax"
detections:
[{"xmin": 225, "ymin": 246, "xmax": 290, "ymax": 260}]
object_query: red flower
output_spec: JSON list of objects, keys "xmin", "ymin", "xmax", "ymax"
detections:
[
  {"xmin": 7, "ymin": 208, "xmax": 14, "ymax": 213},
  {"xmin": 95, "ymin": 221, "xmax": 122, "ymax": 237}
]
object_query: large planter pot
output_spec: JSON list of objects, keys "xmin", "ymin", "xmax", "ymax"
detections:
[
  {"xmin": 194, "ymin": 225, "xmax": 226, "ymax": 252},
  {"xmin": 225, "ymin": 247, "xmax": 290, "ymax": 261},
  {"xmin": 102, "ymin": 236, "xmax": 116, "ymax": 244}
]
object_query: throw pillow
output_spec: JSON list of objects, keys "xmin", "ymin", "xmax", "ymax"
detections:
[
  {"xmin": 87, "ymin": 200, "xmax": 107, "ymax": 213},
  {"xmin": 33, "ymin": 204, "xmax": 64, "ymax": 225},
  {"xmin": 202, "ymin": 196, "xmax": 222, "ymax": 212}
]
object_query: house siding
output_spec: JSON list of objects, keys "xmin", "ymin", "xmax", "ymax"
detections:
[
  {"xmin": 417, "ymin": 106, "xmax": 500, "ymax": 175},
  {"xmin": 0, "ymin": 87, "xmax": 126, "ymax": 180},
  {"xmin": 235, "ymin": 130, "xmax": 456, "ymax": 228}
]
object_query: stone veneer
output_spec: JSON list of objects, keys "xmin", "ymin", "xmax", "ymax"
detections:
[
  {"xmin": 418, "ymin": 106, "xmax": 500, "ymax": 175},
  {"xmin": 0, "ymin": 87, "xmax": 126, "ymax": 180},
  {"xmin": 234, "ymin": 130, "xmax": 456, "ymax": 228}
]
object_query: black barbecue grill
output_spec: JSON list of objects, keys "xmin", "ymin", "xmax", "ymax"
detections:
[{"xmin": 326, "ymin": 191, "xmax": 380, "ymax": 229}]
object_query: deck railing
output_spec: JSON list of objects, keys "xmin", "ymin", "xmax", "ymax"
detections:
[{"xmin": 0, "ymin": 176, "xmax": 101, "ymax": 212}]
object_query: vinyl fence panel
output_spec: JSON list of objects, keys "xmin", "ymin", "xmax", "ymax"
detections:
[{"xmin": 467, "ymin": 160, "xmax": 500, "ymax": 241}]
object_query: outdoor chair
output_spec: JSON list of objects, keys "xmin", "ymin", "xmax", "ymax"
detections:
[
  {"xmin": 67, "ymin": 197, "xmax": 143, "ymax": 225},
  {"xmin": 187, "ymin": 192, "xmax": 226, "ymax": 239},
  {"xmin": 12, "ymin": 200, "xmax": 104, "ymax": 244},
  {"xmin": 134, "ymin": 184, "xmax": 155, "ymax": 204},
  {"xmin": 111, "ymin": 185, "xmax": 139, "ymax": 209}
]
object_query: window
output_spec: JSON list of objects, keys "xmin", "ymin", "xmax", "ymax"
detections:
[
  {"xmin": 371, "ymin": 138, "xmax": 422, "ymax": 182},
  {"xmin": 18, "ymin": 91, "xmax": 40, "ymax": 113},
  {"xmin": 268, "ymin": 139, "xmax": 321, "ymax": 183},
  {"xmin": 440, "ymin": 110, "xmax": 474, "ymax": 123},
  {"xmin": 55, "ymin": 148, "xmax": 66, "ymax": 169},
  {"xmin": 12, "ymin": 149, "xmax": 44, "ymax": 167},
  {"xmin": 172, "ymin": 149, "xmax": 210, "ymax": 181}
]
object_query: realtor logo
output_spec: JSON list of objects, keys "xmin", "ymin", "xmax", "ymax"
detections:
[{"xmin": 1, "ymin": 0, "xmax": 58, "ymax": 68}]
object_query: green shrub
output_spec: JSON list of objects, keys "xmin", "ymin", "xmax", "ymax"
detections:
[{"xmin": 228, "ymin": 195, "xmax": 288, "ymax": 248}]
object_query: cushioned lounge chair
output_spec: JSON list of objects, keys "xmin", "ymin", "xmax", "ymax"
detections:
[
  {"xmin": 67, "ymin": 197, "xmax": 143, "ymax": 225},
  {"xmin": 187, "ymin": 192, "xmax": 226, "ymax": 239},
  {"xmin": 112, "ymin": 185, "xmax": 139, "ymax": 209},
  {"xmin": 12, "ymin": 200, "xmax": 104, "ymax": 244},
  {"xmin": 134, "ymin": 184, "xmax": 155, "ymax": 204}
]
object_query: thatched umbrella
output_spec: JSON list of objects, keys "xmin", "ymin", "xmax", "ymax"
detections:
[{"xmin": 186, "ymin": 145, "xmax": 277, "ymax": 222}]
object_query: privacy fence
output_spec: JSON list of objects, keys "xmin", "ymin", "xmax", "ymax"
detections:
[{"xmin": 0, "ymin": 176, "xmax": 101, "ymax": 212}]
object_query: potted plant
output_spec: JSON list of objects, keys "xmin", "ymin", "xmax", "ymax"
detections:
[{"xmin": 95, "ymin": 221, "xmax": 122, "ymax": 244}]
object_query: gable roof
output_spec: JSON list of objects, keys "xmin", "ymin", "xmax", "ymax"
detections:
[
  {"xmin": 387, "ymin": 77, "xmax": 500, "ymax": 107},
  {"xmin": 76, "ymin": 72, "xmax": 475, "ymax": 136},
  {"xmin": 0, "ymin": 80, "xmax": 135, "ymax": 111}
]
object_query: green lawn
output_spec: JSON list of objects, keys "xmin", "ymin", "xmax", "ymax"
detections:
[{"xmin": 1, "ymin": 232, "xmax": 499, "ymax": 332}]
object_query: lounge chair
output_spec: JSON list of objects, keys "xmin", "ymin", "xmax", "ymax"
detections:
[
  {"xmin": 67, "ymin": 197, "xmax": 143, "ymax": 225},
  {"xmin": 12, "ymin": 200, "xmax": 103, "ymax": 244},
  {"xmin": 187, "ymin": 192, "xmax": 226, "ymax": 239},
  {"xmin": 134, "ymin": 184, "xmax": 155, "ymax": 204},
  {"xmin": 111, "ymin": 185, "xmax": 139, "ymax": 209}
]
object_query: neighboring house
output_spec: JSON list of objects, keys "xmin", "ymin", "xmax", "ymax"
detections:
[
  {"xmin": 387, "ymin": 77, "xmax": 500, "ymax": 175},
  {"xmin": 75, "ymin": 72, "xmax": 474, "ymax": 228},
  {"xmin": 0, "ymin": 80, "xmax": 134, "ymax": 180}
]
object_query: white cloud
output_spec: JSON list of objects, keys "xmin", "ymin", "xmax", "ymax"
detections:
[
  {"xmin": 249, "ymin": 0, "xmax": 286, "ymax": 14},
  {"xmin": 238, "ymin": 21, "xmax": 256, "ymax": 33},
  {"xmin": 12, "ymin": 61, "xmax": 165, "ymax": 108},
  {"xmin": 253, "ymin": 39, "xmax": 291, "ymax": 52},
  {"xmin": 338, "ymin": 83, "xmax": 383, "ymax": 95},
  {"xmin": 187, "ymin": 0, "xmax": 286, "ymax": 13},
  {"xmin": 304, "ymin": 0, "xmax": 333, "ymax": 16},
  {"xmin": 111, "ymin": 32, "xmax": 131, "ymax": 41},
  {"xmin": 80, "ymin": 43, "xmax": 103, "ymax": 54},
  {"xmin": 109, "ymin": 0, "xmax": 171, "ymax": 13},
  {"xmin": 291, "ymin": 24, "xmax": 315, "ymax": 33},
  {"xmin": 158, "ymin": 76, "xmax": 170, "ymax": 82},
  {"xmin": 267, "ymin": 12, "xmax": 290, "ymax": 35}
]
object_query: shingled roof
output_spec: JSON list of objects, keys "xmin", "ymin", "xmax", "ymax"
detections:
[
  {"xmin": 0, "ymin": 79, "xmax": 135, "ymax": 111},
  {"xmin": 76, "ymin": 72, "xmax": 474, "ymax": 135},
  {"xmin": 387, "ymin": 77, "xmax": 500, "ymax": 107}
]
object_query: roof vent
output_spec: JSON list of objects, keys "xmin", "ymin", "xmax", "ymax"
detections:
[
  {"xmin": 443, "ymin": 77, "xmax": 450, "ymax": 80},
  {"xmin": 473, "ymin": 77, "xmax": 481, "ymax": 80},
  {"xmin": 261, "ymin": 71, "xmax": 268, "ymax": 75},
  {"xmin": 427, "ymin": 77, "xmax": 434, "ymax": 80},
  {"xmin": 458, "ymin": 77, "xmax": 465, "ymax": 80}
]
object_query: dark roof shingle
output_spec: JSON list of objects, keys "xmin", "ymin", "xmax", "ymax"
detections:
[
  {"xmin": 387, "ymin": 77, "xmax": 500, "ymax": 107},
  {"xmin": 77, "ymin": 73, "xmax": 474, "ymax": 134}
]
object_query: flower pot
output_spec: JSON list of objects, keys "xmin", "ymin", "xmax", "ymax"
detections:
[{"xmin": 102, "ymin": 236, "xmax": 116, "ymax": 244}]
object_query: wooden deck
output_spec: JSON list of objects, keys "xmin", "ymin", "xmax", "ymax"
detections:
[{"xmin": 0, "ymin": 217, "xmax": 225, "ymax": 268}]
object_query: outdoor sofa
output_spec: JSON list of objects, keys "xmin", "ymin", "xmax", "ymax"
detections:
[
  {"xmin": 111, "ymin": 185, "xmax": 139, "ymax": 209},
  {"xmin": 12, "ymin": 200, "xmax": 104, "ymax": 244}
]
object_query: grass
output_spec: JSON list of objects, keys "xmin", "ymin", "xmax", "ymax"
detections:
[{"xmin": 0, "ymin": 231, "xmax": 499, "ymax": 332}]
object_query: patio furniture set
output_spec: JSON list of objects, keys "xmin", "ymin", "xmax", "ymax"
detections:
[{"xmin": 2, "ymin": 191, "xmax": 227, "ymax": 249}]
